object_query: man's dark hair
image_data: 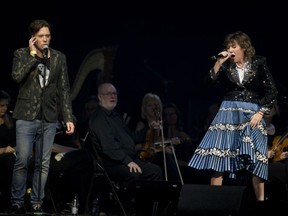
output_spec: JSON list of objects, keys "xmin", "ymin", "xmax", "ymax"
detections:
[{"xmin": 29, "ymin": 19, "xmax": 53, "ymax": 36}]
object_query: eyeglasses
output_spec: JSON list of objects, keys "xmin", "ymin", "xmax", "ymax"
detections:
[{"xmin": 101, "ymin": 92, "xmax": 118, "ymax": 97}]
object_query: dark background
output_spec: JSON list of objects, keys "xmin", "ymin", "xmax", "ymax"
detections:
[{"xmin": 1, "ymin": 1, "xmax": 287, "ymax": 136}]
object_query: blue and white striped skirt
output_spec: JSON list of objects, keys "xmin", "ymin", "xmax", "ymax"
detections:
[{"xmin": 188, "ymin": 100, "xmax": 268, "ymax": 180}]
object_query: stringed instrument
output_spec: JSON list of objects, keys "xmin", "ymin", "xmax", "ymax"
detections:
[
  {"xmin": 139, "ymin": 105, "xmax": 180, "ymax": 161},
  {"xmin": 139, "ymin": 127, "xmax": 157, "ymax": 161},
  {"xmin": 139, "ymin": 125, "xmax": 180, "ymax": 161},
  {"xmin": 270, "ymin": 129, "xmax": 288, "ymax": 162},
  {"xmin": 138, "ymin": 119, "xmax": 183, "ymax": 184}
]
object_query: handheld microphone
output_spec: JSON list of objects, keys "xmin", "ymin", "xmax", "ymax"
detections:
[
  {"xmin": 43, "ymin": 45, "xmax": 49, "ymax": 58},
  {"xmin": 210, "ymin": 53, "xmax": 235, "ymax": 60}
]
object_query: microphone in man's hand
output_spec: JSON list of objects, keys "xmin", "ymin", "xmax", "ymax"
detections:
[
  {"xmin": 210, "ymin": 53, "xmax": 235, "ymax": 60},
  {"xmin": 43, "ymin": 45, "xmax": 49, "ymax": 58}
]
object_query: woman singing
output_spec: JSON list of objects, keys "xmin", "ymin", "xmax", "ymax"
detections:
[{"xmin": 188, "ymin": 31, "xmax": 278, "ymax": 203}]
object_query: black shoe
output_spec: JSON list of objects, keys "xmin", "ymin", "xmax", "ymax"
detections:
[{"xmin": 9, "ymin": 203, "xmax": 26, "ymax": 214}]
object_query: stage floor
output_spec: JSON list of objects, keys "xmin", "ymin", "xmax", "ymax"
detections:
[{"xmin": 1, "ymin": 182, "xmax": 287, "ymax": 216}]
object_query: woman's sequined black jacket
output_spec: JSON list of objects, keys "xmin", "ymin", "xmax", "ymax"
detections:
[{"xmin": 207, "ymin": 55, "xmax": 278, "ymax": 114}]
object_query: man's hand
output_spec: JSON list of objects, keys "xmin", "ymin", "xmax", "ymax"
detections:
[
  {"xmin": 127, "ymin": 161, "xmax": 142, "ymax": 173},
  {"xmin": 65, "ymin": 122, "xmax": 75, "ymax": 135},
  {"xmin": 1, "ymin": 146, "xmax": 15, "ymax": 154}
]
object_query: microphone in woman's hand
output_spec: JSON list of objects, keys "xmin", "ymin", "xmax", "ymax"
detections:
[{"xmin": 211, "ymin": 52, "xmax": 235, "ymax": 60}]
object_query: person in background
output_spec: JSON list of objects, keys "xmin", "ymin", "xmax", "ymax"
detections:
[
  {"xmin": 197, "ymin": 103, "xmax": 220, "ymax": 142},
  {"xmin": 267, "ymin": 142, "xmax": 288, "ymax": 211},
  {"xmin": 88, "ymin": 83, "xmax": 162, "ymax": 214},
  {"xmin": 162, "ymin": 102, "xmax": 208, "ymax": 184},
  {"xmin": 9, "ymin": 19, "xmax": 75, "ymax": 214},
  {"xmin": 135, "ymin": 93, "xmax": 181, "ymax": 182},
  {"xmin": 188, "ymin": 31, "xmax": 278, "ymax": 207},
  {"xmin": 77, "ymin": 95, "xmax": 98, "ymax": 143},
  {"xmin": 163, "ymin": 102, "xmax": 194, "ymax": 165},
  {"xmin": 265, "ymin": 102, "xmax": 288, "ymax": 211},
  {"xmin": 0, "ymin": 90, "xmax": 16, "ymax": 213},
  {"xmin": 49, "ymin": 115, "xmax": 93, "ymax": 214},
  {"xmin": 263, "ymin": 102, "xmax": 280, "ymax": 144}
]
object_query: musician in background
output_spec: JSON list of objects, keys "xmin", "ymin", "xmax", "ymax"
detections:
[
  {"xmin": 0, "ymin": 90, "xmax": 16, "ymax": 213},
  {"xmin": 77, "ymin": 95, "xmax": 98, "ymax": 143},
  {"xmin": 135, "ymin": 93, "xmax": 182, "ymax": 182},
  {"xmin": 265, "ymin": 102, "xmax": 288, "ymax": 209},
  {"xmin": 49, "ymin": 113, "xmax": 92, "ymax": 214},
  {"xmin": 162, "ymin": 102, "xmax": 209, "ymax": 184},
  {"xmin": 163, "ymin": 102, "xmax": 194, "ymax": 166},
  {"xmin": 265, "ymin": 102, "xmax": 288, "ymax": 164}
]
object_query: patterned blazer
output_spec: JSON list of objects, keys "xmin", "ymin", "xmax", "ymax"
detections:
[
  {"xmin": 207, "ymin": 55, "xmax": 278, "ymax": 114},
  {"xmin": 11, "ymin": 47, "xmax": 74, "ymax": 123}
]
